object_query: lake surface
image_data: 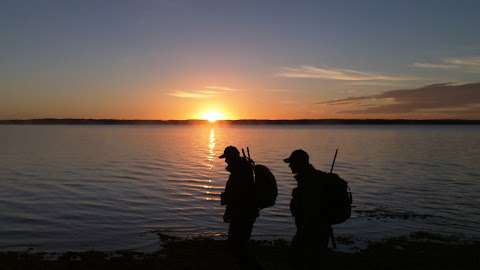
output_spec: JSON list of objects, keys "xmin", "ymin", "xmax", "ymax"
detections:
[{"xmin": 1, "ymin": 124, "xmax": 479, "ymax": 251}]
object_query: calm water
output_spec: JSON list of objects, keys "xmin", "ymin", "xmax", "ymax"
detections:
[{"xmin": 1, "ymin": 124, "xmax": 479, "ymax": 251}]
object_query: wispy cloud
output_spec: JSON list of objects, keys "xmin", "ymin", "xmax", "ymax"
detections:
[
  {"xmin": 412, "ymin": 62, "xmax": 458, "ymax": 69},
  {"xmin": 318, "ymin": 82, "xmax": 480, "ymax": 115},
  {"xmin": 413, "ymin": 56, "xmax": 480, "ymax": 72},
  {"xmin": 168, "ymin": 91, "xmax": 211, "ymax": 99},
  {"xmin": 348, "ymin": 81, "xmax": 397, "ymax": 87},
  {"xmin": 168, "ymin": 86, "xmax": 236, "ymax": 99},
  {"xmin": 444, "ymin": 56, "xmax": 480, "ymax": 66},
  {"xmin": 276, "ymin": 65, "xmax": 418, "ymax": 81},
  {"xmin": 204, "ymin": 86, "xmax": 236, "ymax": 92}
]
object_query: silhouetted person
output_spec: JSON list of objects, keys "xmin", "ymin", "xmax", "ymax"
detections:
[
  {"xmin": 219, "ymin": 146, "xmax": 258, "ymax": 266},
  {"xmin": 285, "ymin": 149, "xmax": 330, "ymax": 268}
]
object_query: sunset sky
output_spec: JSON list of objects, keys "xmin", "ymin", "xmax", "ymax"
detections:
[{"xmin": 1, "ymin": 0, "xmax": 480, "ymax": 120}]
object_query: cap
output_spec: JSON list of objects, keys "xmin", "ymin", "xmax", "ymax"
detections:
[
  {"xmin": 219, "ymin": 145, "xmax": 240, "ymax": 159},
  {"xmin": 283, "ymin": 149, "xmax": 309, "ymax": 163}
]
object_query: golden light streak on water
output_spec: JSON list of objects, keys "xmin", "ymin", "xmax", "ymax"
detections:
[
  {"xmin": 203, "ymin": 128, "xmax": 218, "ymax": 200},
  {"xmin": 207, "ymin": 128, "xmax": 216, "ymax": 169}
]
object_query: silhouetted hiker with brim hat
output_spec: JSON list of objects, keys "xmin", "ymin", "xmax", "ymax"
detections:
[
  {"xmin": 283, "ymin": 149, "xmax": 309, "ymax": 165},
  {"xmin": 219, "ymin": 145, "xmax": 240, "ymax": 159},
  {"xmin": 285, "ymin": 149, "xmax": 331, "ymax": 268},
  {"xmin": 219, "ymin": 145, "xmax": 259, "ymax": 268}
]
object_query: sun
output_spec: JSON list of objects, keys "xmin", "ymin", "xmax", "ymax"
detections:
[{"xmin": 201, "ymin": 111, "xmax": 225, "ymax": 122}]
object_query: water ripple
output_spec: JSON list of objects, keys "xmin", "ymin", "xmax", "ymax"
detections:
[{"xmin": 1, "ymin": 125, "xmax": 479, "ymax": 251}]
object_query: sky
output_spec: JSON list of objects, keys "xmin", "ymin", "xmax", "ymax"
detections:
[{"xmin": 1, "ymin": 0, "xmax": 480, "ymax": 120}]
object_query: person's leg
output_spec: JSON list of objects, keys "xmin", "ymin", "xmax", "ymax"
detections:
[
  {"xmin": 229, "ymin": 217, "xmax": 255, "ymax": 258},
  {"xmin": 238, "ymin": 217, "xmax": 255, "ymax": 259},
  {"xmin": 238, "ymin": 217, "xmax": 261, "ymax": 269},
  {"xmin": 228, "ymin": 220, "xmax": 242, "ymax": 258},
  {"xmin": 304, "ymin": 223, "xmax": 331, "ymax": 269},
  {"xmin": 290, "ymin": 224, "xmax": 304, "ymax": 268}
]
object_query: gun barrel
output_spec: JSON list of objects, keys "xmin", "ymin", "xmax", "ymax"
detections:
[{"xmin": 330, "ymin": 148, "xmax": 338, "ymax": 173}]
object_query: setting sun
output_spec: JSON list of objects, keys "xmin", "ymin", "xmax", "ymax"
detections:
[{"xmin": 201, "ymin": 111, "xmax": 225, "ymax": 122}]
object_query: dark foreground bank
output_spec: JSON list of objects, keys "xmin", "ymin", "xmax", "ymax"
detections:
[{"xmin": 1, "ymin": 232, "xmax": 478, "ymax": 270}]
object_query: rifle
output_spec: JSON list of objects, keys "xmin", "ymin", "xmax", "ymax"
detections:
[
  {"xmin": 329, "ymin": 148, "xmax": 339, "ymax": 249},
  {"xmin": 330, "ymin": 148, "xmax": 338, "ymax": 173},
  {"xmin": 242, "ymin": 147, "xmax": 255, "ymax": 167}
]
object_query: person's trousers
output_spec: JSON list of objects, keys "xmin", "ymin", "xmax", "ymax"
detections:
[{"xmin": 227, "ymin": 217, "xmax": 256, "ymax": 260}]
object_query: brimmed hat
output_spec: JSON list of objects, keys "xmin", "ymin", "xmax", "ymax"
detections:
[
  {"xmin": 283, "ymin": 149, "xmax": 309, "ymax": 163},
  {"xmin": 219, "ymin": 145, "xmax": 240, "ymax": 159}
]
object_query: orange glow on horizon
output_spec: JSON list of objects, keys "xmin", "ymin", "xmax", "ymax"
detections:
[{"xmin": 200, "ymin": 111, "xmax": 225, "ymax": 122}]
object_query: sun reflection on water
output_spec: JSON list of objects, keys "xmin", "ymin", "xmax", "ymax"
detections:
[
  {"xmin": 204, "ymin": 128, "xmax": 221, "ymax": 201},
  {"xmin": 207, "ymin": 128, "xmax": 216, "ymax": 169}
]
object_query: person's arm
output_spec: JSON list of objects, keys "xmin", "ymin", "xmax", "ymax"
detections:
[
  {"xmin": 290, "ymin": 187, "xmax": 298, "ymax": 216},
  {"xmin": 221, "ymin": 177, "xmax": 233, "ymax": 205}
]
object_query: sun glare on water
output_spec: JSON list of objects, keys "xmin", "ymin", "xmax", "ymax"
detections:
[{"xmin": 201, "ymin": 111, "xmax": 225, "ymax": 122}]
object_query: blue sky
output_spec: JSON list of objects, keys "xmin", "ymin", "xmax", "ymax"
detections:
[{"xmin": 1, "ymin": 0, "xmax": 480, "ymax": 119}]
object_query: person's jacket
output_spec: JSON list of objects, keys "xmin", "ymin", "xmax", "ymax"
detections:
[
  {"xmin": 290, "ymin": 164, "xmax": 330, "ymax": 226},
  {"xmin": 221, "ymin": 157, "xmax": 258, "ymax": 222}
]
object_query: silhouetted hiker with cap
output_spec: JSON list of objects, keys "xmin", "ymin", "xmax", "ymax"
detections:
[
  {"xmin": 285, "ymin": 149, "xmax": 331, "ymax": 268},
  {"xmin": 219, "ymin": 146, "xmax": 259, "ymax": 266}
]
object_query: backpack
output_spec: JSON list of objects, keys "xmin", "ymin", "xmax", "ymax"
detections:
[
  {"xmin": 325, "ymin": 172, "xmax": 352, "ymax": 225},
  {"xmin": 254, "ymin": 164, "xmax": 278, "ymax": 209}
]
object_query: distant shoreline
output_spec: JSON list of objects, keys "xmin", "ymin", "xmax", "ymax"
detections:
[{"xmin": 1, "ymin": 118, "xmax": 480, "ymax": 125}]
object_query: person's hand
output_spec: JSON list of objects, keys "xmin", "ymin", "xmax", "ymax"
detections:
[
  {"xmin": 220, "ymin": 192, "xmax": 226, "ymax": 205},
  {"xmin": 223, "ymin": 211, "xmax": 231, "ymax": 223}
]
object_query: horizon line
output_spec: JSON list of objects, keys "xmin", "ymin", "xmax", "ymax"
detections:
[{"xmin": 1, "ymin": 118, "xmax": 479, "ymax": 125}]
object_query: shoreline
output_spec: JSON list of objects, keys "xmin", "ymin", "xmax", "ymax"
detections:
[
  {"xmin": 1, "ymin": 118, "xmax": 480, "ymax": 125},
  {"xmin": 1, "ymin": 232, "xmax": 478, "ymax": 270}
]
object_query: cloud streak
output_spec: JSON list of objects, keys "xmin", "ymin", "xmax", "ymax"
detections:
[
  {"xmin": 168, "ymin": 86, "xmax": 236, "ymax": 99},
  {"xmin": 276, "ymin": 65, "xmax": 418, "ymax": 81},
  {"xmin": 204, "ymin": 86, "xmax": 236, "ymax": 92},
  {"xmin": 319, "ymin": 82, "xmax": 480, "ymax": 115},
  {"xmin": 168, "ymin": 91, "xmax": 211, "ymax": 99},
  {"xmin": 413, "ymin": 56, "xmax": 480, "ymax": 72},
  {"xmin": 413, "ymin": 62, "xmax": 458, "ymax": 69},
  {"xmin": 444, "ymin": 56, "xmax": 480, "ymax": 66}
]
